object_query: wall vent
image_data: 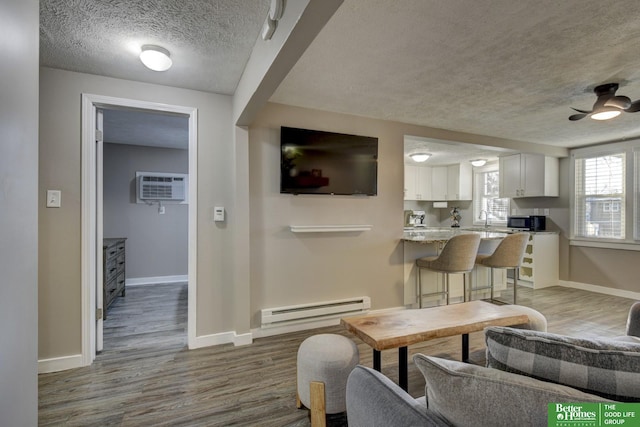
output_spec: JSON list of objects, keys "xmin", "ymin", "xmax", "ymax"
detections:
[{"xmin": 137, "ymin": 172, "xmax": 187, "ymax": 202}]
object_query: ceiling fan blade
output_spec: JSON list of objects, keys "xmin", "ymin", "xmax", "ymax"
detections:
[
  {"xmin": 569, "ymin": 113, "xmax": 588, "ymax": 121},
  {"xmin": 625, "ymin": 100, "xmax": 640, "ymax": 113},
  {"xmin": 571, "ymin": 107, "xmax": 592, "ymax": 114},
  {"xmin": 604, "ymin": 96, "xmax": 631, "ymax": 110}
]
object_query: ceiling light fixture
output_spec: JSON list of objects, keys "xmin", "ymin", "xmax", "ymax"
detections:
[
  {"xmin": 590, "ymin": 110, "xmax": 621, "ymax": 121},
  {"xmin": 410, "ymin": 153, "xmax": 431, "ymax": 162},
  {"xmin": 470, "ymin": 159, "xmax": 487, "ymax": 167},
  {"xmin": 262, "ymin": 0, "xmax": 284, "ymax": 40},
  {"xmin": 139, "ymin": 45, "xmax": 172, "ymax": 71}
]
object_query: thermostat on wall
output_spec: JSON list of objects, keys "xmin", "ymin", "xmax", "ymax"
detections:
[{"xmin": 213, "ymin": 206, "xmax": 225, "ymax": 222}]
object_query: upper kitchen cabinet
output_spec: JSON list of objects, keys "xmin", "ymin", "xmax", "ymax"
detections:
[
  {"xmin": 499, "ymin": 153, "xmax": 558, "ymax": 198},
  {"xmin": 431, "ymin": 163, "xmax": 472, "ymax": 201},
  {"xmin": 404, "ymin": 165, "xmax": 432, "ymax": 200}
]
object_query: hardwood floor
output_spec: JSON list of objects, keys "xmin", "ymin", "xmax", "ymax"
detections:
[{"xmin": 38, "ymin": 284, "xmax": 636, "ymax": 426}]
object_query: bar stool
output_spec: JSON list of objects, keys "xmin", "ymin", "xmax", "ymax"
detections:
[
  {"xmin": 416, "ymin": 233, "xmax": 481, "ymax": 308},
  {"xmin": 473, "ymin": 232, "xmax": 529, "ymax": 304}
]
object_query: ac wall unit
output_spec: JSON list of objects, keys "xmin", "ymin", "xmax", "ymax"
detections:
[{"xmin": 137, "ymin": 173, "xmax": 186, "ymax": 201}]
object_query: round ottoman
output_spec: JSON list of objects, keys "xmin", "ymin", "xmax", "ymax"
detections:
[
  {"xmin": 509, "ymin": 305, "xmax": 547, "ymax": 332},
  {"xmin": 296, "ymin": 334, "xmax": 359, "ymax": 424}
]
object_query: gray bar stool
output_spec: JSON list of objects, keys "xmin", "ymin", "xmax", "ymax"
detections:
[
  {"xmin": 473, "ymin": 232, "xmax": 530, "ymax": 304},
  {"xmin": 416, "ymin": 233, "xmax": 481, "ymax": 308}
]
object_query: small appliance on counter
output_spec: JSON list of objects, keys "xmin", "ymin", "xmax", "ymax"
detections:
[
  {"xmin": 404, "ymin": 210, "xmax": 426, "ymax": 227},
  {"xmin": 507, "ymin": 215, "xmax": 546, "ymax": 231}
]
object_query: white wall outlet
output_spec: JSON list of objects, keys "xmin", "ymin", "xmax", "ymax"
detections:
[
  {"xmin": 46, "ymin": 190, "xmax": 61, "ymax": 208},
  {"xmin": 544, "ymin": 208, "xmax": 550, "ymax": 215},
  {"xmin": 213, "ymin": 206, "xmax": 225, "ymax": 222}
]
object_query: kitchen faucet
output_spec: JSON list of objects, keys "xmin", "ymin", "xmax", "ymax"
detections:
[{"xmin": 480, "ymin": 210, "xmax": 489, "ymax": 228}]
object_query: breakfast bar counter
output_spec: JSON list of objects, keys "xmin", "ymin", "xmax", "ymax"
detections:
[
  {"xmin": 402, "ymin": 227, "xmax": 509, "ymax": 244},
  {"xmin": 402, "ymin": 227, "xmax": 511, "ymax": 306}
]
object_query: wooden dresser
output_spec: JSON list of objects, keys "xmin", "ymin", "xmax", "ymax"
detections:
[{"xmin": 103, "ymin": 238, "xmax": 126, "ymax": 319}]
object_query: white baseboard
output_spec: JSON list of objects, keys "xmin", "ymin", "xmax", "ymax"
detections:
[
  {"xmin": 126, "ymin": 275, "xmax": 188, "ymax": 286},
  {"xmin": 189, "ymin": 330, "xmax": 254, "ymax": 349},
  {"xmin": 234, "ymin": 332, "xmax": 253, "ymax": 346},
  {"xmin": 251, "ymin": 306, "xmax": 406, "ymax": 339},
  {"xmin": 38, "ymin": 354, "xmax": 84, "ymax": 374},
  {"xmin": 559, "ymin": 280, "xmax": 640, "ymax": 300}
]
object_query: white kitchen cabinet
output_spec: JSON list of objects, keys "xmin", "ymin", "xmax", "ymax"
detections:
[
  {"xmin": 431, "ymin": 166, "xmax": 448, "ymax": 200},
  {"xmin": 404, "ymin": 165, "xmax": 432, "ymax": 200},
  {"xmin": 430, "ymin": 163, "xmax": 472, "ymax": 200},
  {"xmin": 518, "ymin": 233, "xmax": 559, "ymax": 288},
  {"xmin": 447, "ymin": 163, "xmax": 472, "ymax": 200},
  {"xmin": 499, "ymin": 153, "xmax": 559, "ymax": 198}
]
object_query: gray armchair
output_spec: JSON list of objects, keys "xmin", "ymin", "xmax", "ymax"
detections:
[
  {"xmin": 345, "ymin": 365, "xmax": 449, "ymax": 427},
  {"xmin": 627, "ymin": 301, "xmax": 640, "ymax": 338}
]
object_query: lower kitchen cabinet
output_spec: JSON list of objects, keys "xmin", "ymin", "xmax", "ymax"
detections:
[{"xmin": 518, "ymin": 233, "xmax": 559, "ymax": 288}]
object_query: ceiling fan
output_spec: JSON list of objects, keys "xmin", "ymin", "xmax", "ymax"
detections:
[{"xmin": 569, "ymin": 83, "xmax": 640, "ymax": 121}]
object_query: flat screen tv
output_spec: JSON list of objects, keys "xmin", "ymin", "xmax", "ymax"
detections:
[{"xmin": 280, "ymin": 127, "xmax": 378, "ymax": 195}]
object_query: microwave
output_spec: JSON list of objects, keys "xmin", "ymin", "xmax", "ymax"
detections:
[{"xmin": 507, "ymin": 215, "xmax": 546, "ymax": 231}]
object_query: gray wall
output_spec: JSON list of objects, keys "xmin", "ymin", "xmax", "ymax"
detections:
[
  {"xmin": 103, "ymin": 143, "xmax": 188, "ymax": 280},
  {"xmin": 249, "ymin": 104, "xmax": 405, "ymax": 326},
  {"xmin": 0, "ymin": 0, "xmax": 39, "ymax": 424},
  {"xmin": 39, "ymin": 67, "xmax": 236, "ymax": 360}
]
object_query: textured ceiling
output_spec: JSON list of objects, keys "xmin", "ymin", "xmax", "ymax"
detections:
[
  {"xmin": 272, "ymin": 0, "xmax": 640, "ymax": 148},
  {"xmin": 103, "ymin": 108, "xmax": 188, "ymax": 149},
  {"xmin": 40, "ymin": 0, "xmax": 270, "ymax": 95},
  {"xmin": 404, "ymin": 136, "xmax": 512, "ymax": 166},
  {"xmin": 40, "ymin": 0, "xmax": 640, "ymax": 152}
]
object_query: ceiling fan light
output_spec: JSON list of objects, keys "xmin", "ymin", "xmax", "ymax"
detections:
[
  {"xmin": 470, "ymin": 159, "xmax": 487, "ymax": 167},
  {"xmin": 591, "ymin": 110, "xmax": 621, "ymax": 121},
  {"xmin": 410, "ymin": 153, "xmax": 431, "ymax": 162},
  {"xmin": 139, "ymin": 45, "xmax": 172, "ymax": 71}
]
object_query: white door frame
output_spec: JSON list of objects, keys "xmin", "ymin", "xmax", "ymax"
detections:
[{"xmin": 81, "ymin": 93, "xmax": 198, "ymax": 365}]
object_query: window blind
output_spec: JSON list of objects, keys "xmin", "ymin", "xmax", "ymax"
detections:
[{"xmin": 574, "ymin": 153, "xmax": 625, "ymax": 239}]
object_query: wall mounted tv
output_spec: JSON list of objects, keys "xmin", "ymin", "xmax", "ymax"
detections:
[{"xmin": 280, "ymin": 127, "xmax": 378, "ymax": 196}]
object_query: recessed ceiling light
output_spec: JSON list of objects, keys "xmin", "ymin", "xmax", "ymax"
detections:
[
  {"xmin": 139, "ymin": 45, "xmax": 172, "ymax": 72},
  {"xmin": 410, "ymin": 153, "xmax": 431, "ymax": 162},
  {"xmin": 470, "ymin": 159, "xmax": 487, "ymax": 167}
]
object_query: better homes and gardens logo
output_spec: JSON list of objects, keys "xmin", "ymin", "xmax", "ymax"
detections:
[{"xmin": 549, "ymin": 403, "xmax": 640, "ymax": 427}]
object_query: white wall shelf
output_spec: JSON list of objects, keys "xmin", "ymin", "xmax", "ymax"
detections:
[{"xmin": 290, "ymin": 225, "xmax": 373, "ymax": 233}]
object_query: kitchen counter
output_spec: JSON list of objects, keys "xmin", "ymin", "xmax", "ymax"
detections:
[
  {"xmin": 403, "ymin": 226, "xmax": 557, "ymax": 243},
  {"xmin": 403, "ymin": 228, "xmax": 509, "ymax": 243},
  {"xmin": 402, "ymin": 226, "xmax": 559, "ymax": 306}
]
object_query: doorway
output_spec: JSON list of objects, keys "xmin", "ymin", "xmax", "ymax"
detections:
[
  {"xmin": 101, "ymin": 107, "xmax": 189, "ymax": 351},
  {"xmin": 81, "ymin": 94, "xmax": 198, "ymax": 365}
]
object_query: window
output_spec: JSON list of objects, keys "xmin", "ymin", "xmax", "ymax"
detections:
[
  {"xmin": 569, "ymin": 140, "xmax": 640, "ymax": 249},
  {"xmin": 473, "ymin": 163, "xmax": 509, "ymax": 226},
  {"xmin": 573, "ymin": 153, "xmax": 625, "ymax": 239}
]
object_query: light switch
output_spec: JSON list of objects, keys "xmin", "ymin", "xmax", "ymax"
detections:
[
  {"xmin": 47, "ymin": 190, "xmax": 61, "ymax": 208},
  {"xmin": 213, "ymin": 206, "xmax": 225, "ymax": 222}
]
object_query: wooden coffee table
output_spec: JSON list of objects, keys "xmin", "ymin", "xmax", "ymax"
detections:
[{"xmin": 340, "ymin": 300, "xmax": 529, "ymax": 391}]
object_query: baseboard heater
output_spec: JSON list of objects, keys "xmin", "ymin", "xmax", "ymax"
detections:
[{"xmin": 261, "ymin": 296, "xmax": 371, "ymax": 328}]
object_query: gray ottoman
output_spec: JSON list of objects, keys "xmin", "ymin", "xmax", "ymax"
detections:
[
  {"xmin": 508, "ymin": 305, "xmax": 547, "ymax": 332},
  {"xmin": 296, "ymin": 334, "xmax": 359, "ymax": 426}
]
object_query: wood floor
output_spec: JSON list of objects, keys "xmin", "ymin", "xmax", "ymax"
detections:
[{"xmin": 38, "ymin": 283, "xmax": 636, "ymax": 426}]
